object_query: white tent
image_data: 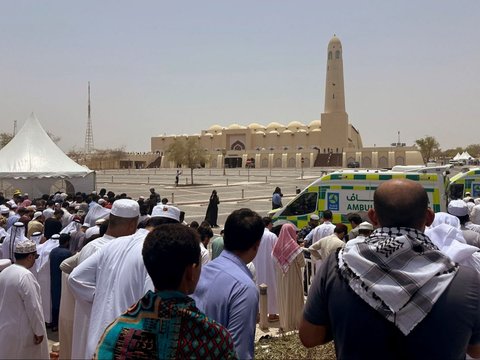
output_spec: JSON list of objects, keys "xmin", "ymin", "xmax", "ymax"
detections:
[
  {"xmin": 453, "ymin": 153, "xmax": 462, "ymax": 161},
  {"xmin": 459, "ymin": 151, "xmax": 473, "ymax": 161},
  {"xmin": 0, "ymin": 113, "xmax": 95, "ymax": 197}
]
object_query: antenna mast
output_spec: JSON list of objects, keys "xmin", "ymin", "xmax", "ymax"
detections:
[{"xmin": 84, "ymin": 82, "xmax": 94, "ymax": 154}]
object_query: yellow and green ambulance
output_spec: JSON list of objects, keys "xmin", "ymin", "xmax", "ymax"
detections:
[{"xmin": 271, "ymin": 169, "xmax": 448, "ymax": 230}]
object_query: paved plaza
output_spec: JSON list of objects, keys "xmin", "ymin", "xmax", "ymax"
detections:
[{"xmin": 96, "ymin": 167, "xmax": 332, "ymax": 227}]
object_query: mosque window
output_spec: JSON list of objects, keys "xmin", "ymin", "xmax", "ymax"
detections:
[
  {"xmin": 335, "ymin": 50, "xmax": 340, "ymax": 59},
  {"xmin": 328, "ymin": 51, "xmax": 332, "ymax": 60}
]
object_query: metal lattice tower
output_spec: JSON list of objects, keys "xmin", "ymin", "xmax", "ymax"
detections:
[{"xmin": 84, "ymin": 82, "xmax": 94, "ymax": 154}]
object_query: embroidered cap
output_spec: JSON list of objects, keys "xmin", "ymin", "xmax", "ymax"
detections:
[
  {"xmin": 110, "ymin": 199, "xmax": 140, "ymax": 219},
  {"xmin": 448, "ymin": 200, "xmax": 469, "ymax": 217},
  {"xmin": 310, "ymin": 214, "xmax": 320, "ymax": 221},
  {"xmin": 32, "ymin": 211, "xmax": 43, "ymax": 220},
  {"xmin": 151, "ymin": 204, "xmax": 180, "ymax": 222},
  {"xmin": 358, "ymin": 221, "xmax": 374, "ymax": 231},
  {"xmin": 15, "ymin": 240, "xmax": 37, "ymax": 254},
  {"xmin": 0, "ymin": 205, "xmax": 9, "ymax": 214}
]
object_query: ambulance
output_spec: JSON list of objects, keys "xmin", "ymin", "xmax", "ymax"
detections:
[
  {"xmin": 447, "ymin": 168, "xmax": 480, "ymax": 199},
  {"xmin": 271, "ymin": 168, "xmax": 449, "ymax": 230}
]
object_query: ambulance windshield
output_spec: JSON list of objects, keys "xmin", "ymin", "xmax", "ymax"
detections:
[{"xmin": 282, "ymin": 192, "xmax": 318, "ymax": 216}]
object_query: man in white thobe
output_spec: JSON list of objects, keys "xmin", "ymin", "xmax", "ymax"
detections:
[
  {"xmin": 305, "ymin": 210, "xmax": 336, "ymax": 246},
  {"xmin": 252, "ymin": 217, "xmax": 279, "ymax": 318},
  {"xmin": 1, "ymin": 221, "xmax": 27, "ymax": 261},
  {"xmin": 0, "ymin": 240, "xmax": 49, "ymax": 359},
  {"xmin": 69, "ymin": 199, "xmax": 140, "ymax": 359},
  {"xmin": 69, "ymin": 204, "xmax": 181, "ymax": 359}
]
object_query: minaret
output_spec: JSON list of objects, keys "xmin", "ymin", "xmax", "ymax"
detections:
[
  {"xmin": 324, "ymin": 35, "xmax": 346, "ymax": 114},
  {"xmin": 319, "ymin": 35, "xmax": 352, "ymax": 152},
  {"xmin": 84, "ymin": 82, "xmax": 94, "ymax": 154}
]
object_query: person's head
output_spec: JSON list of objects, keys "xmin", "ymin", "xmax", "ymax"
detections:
[
  {"xmin": 197, "ymin": 223, "xmax": 214, "ymax": 245},
  {"xmin": 223, "ymin": 208, "xmax": 264, "ymax": 262},
  {"xmin": 448, "ymin": 199, "xmax": 470, "ymax": 225},
  {"xmin": 150, "ymin": 188, "xmax": 155, "ymax": 194},
  {"xmin": 142, "ymin": 224, "xmax": 201, "ymax": 294},
  {"xmin": 161, "ymin": 198, "xmax": 168, "ymax": 204},
  {"xmin": 14, "ymin": 240, "xmax": 38, "ymax": 269},
  {"xmin": 59, "ymin": 233, "xmax": 71, "ymax": 248},
  {"xmin": 54, "ymin": 208, "xmax": 64, "ymax": 220},
  {"xmin": 322, "ymin": 210, "xmax": 333, "ymax": 221},
  {"xmin": 368, "ymin": 179, "xmax": 433, "ymax": 230},
  {"xmin": 263, "ymin": 217, "xmax": 273, "ymax": 230},
  {"xmin": 309, "ymin": 214, "xmax": 320, "ymax": 227},
  {"xmin": 357, "ymin": 221, "xmax": 374, "ymax": 237},
  {"xmin": 107, "ymin": 199, "xmax": 140, "ymax": 237},
  {"xmin": 211, "ymin": 190, "xmax": 217, "ymax": 196},
  {"xmin": 274, "ymin": 187, "xmax": 282, "ymax": 194},
  {"xmin": 347, "ymin": 213, "xmax": 362, "ymax": 228},
  {"xmin": 333, "ymin": 223, "xmax": 348, "ymax": 240},
  {"xmin": 44, "ymin": 218, "xmax": 63, "ymax": 239},
  {"xmin": 146, "ymin": 204, "xmax": 181, "ymax": 227},
  {"xmin": 189, "ymin": 221, "xmax": 199, "ymax": 230}
]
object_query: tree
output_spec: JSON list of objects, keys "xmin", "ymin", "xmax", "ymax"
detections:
[
  {"xmin": 166, "ymin": 137, "xmax": 207, "ymax": 185},
  {"xmin": 415, "ymin": 136, "xmax": 440, "ymax": 164},
  {"xmin": 466, "ymin": 144, "xmax": 480, "ymax": 158},
  {"xmin": 0, "ymin": 133, "xmax": 13, "ymax": 148}
]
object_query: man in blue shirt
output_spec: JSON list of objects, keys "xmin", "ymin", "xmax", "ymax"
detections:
[{"xmin": 193, "ymin": 208, "xmax": 264, "ymax": 359}]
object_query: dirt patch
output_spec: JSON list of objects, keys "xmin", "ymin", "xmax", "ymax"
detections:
[{"xmin": 255, "ymin": 333, "xmax": 336, "ymax": 359}]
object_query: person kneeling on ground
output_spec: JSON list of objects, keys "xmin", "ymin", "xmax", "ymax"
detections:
[{"xmin": 95, "ymin": 224, "xmax": 237, "ymax": 359}]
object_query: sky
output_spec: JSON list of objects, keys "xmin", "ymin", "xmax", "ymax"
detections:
[{"xmin": 0, "ymin": 1, "xmax": 479, "ymax": 152}]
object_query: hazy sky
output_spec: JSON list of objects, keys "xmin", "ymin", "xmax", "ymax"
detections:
[{"xmin": 1, "ymin": 1, "xmax": 479, "ymax": 152}]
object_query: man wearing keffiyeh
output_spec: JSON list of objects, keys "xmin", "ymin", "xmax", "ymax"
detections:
[{"xmin": 300, "ymin": 179, "xmax": 480, "ymax": 360}]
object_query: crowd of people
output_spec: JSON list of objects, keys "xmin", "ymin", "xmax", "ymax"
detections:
[{"xmin": 1, "ymin": 182, "xmax": 480, "ymax": 359}]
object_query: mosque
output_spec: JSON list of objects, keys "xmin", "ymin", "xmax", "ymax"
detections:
[{"xmin": 150, "ymin": 35, "xmax": 423, "ymax": 170}]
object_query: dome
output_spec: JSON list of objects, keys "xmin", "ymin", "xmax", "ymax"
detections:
[
  {"xmin": 268, "ymin": 130, "xmax": 280, "ymax": 135},
  {"xmin": 228, "ymin": 123, "xmax": 246, "ymax": 130},
  {"xmin": 248, "ymin": 122, "xmax": 265, "ymax": 130},
  {"xmin": 208, "ymin": 124, "xmax": 223, "ymax": 131},
  {"xmin": 328, "ymin": 35, "xmax": 342, "ymax": 46},
  {"xmin": 309, "ymin": 120, "xmax": 321, "ymax": 128},
  {"xmin": 204, "ymin": 132, "xmax": 213, "ymax": 137},
  {"xmin": 287, "ymin": 121, "xmax": 305, "ymax": 129},
  {"xmin": 255, "ymin": 130, "xmax": 266, "ymax": 135},
  {"xmin": 283, "ymin": 129, "xmax": 293, "ymax": 134},
  {"xmin": 310, "ymin": 128, "xmax": 321, "ymax": 132},
  {"xmin": 266, "ymin": 122, "xmax": 284, "ymax": 130},
  {"xmin": 297, "ymin": 129, "xmax": 308, "ymax": 133}
]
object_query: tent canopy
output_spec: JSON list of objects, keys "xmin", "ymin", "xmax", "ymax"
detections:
[
  {"xmin": 0, "ymin": 113, "xmax": 93, "ymax": 179},
  {"xmin": 0, "ymin": 113, "xmax": 94, "ymax": 197}
]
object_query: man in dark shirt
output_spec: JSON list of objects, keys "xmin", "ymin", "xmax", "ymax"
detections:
[{"xmin": 299, "ymin": 179, "xmax": 480, "ymax": 359}]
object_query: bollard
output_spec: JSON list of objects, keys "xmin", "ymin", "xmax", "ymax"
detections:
[
  {"xmin": 186, "ymin": 178, "xmax": 188, "ymax": 185},
  {"xmin": 111, "ymin": 176, "xmax": 113, "ymax": 183},
  {"xmin": 171, "ymin": 193, "xmax": 174, "ymax": 204},
  {"xmin": 265, "ymin": 176, "xmax": 268, "ymax": 183},
  {"xmin": 241, "ymin": 189, "xmax": 244, "ymax": 199},
  {"xmin": 259, "ymin": 284, "xmax": 268, "ymax": 330},
  {"xmin": 148, "ymin": 176, "xmax": 150, "ymax": 184}
]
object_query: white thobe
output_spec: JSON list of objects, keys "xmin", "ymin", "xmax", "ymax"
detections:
[
  {"xmin": 58, "ymin": 253, "xmax": 80, "ymax": 359},
  {"xmin": 252, "ymin": 228, "xmax": 278, "ymax": 314},
  {"xmin": 84, "ymin": 225, "xmax": 100, "ymax": 240},
  {"xmin": 0, "ymin": 264, "xmax": 49, "ymax": 359},
  {"xmin": 36, "ymin": 238, "xmax": 59, "ymax": 323},
  {"xmin": 68, "ymin": 228, "xmax": 153, "ymax": 360},
  {"xmin": 471, "ymin": 205, "xmax": 480, "ymax": 225},
  {"xmin": 308, "ymin": 221, "xmax": 335, "ymax": 245},
  {"xmin": 200, "ymin": 242, "xmax": 210, "ymax": 265},
  {"xmin": 70, "ymin": 235, "xmax": 115, "ymax": 360}
]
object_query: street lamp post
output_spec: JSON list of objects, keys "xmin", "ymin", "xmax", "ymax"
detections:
[
  {"xmin": 301, "ymin": 157, "xmax": 304, "ymax": 179},
  {"xmin": 222, "ymin": 149, "xmax": 226, "ymax": 176}
]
